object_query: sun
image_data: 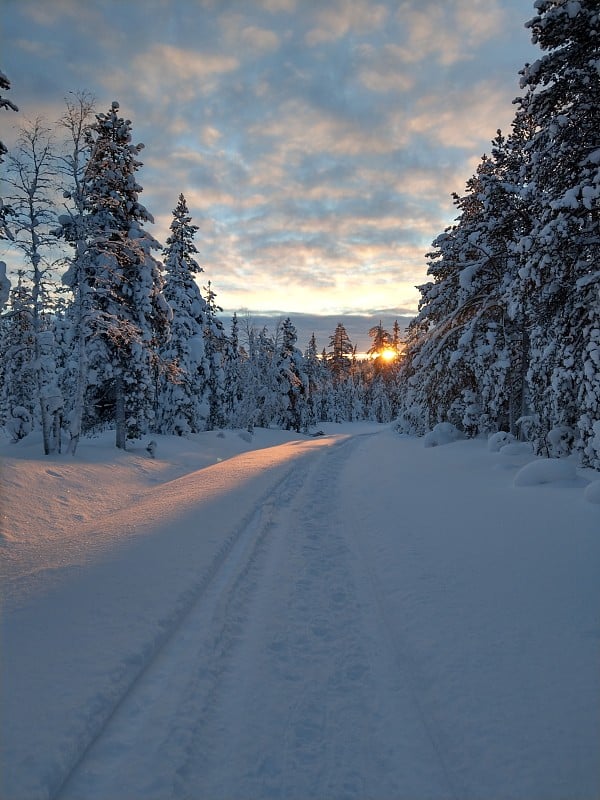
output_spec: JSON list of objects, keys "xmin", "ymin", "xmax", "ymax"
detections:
[{"xmin": 379, "ymin": 348, "xmax": 397, "ymax": 362}]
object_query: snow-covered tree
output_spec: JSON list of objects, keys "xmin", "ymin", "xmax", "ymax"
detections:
[
  {"xmin": 0, "ymin": 69, "xmax": 18, "ymax": 244},
  {"xmin": 203, "ymin": 280, "xmax": 227, "ymax": 430},
  {"xmin": 158, "ymin": 194, "xmax": 210, "ymax": 434},
  {"xmin": 515, "ymin": 0, "xmax": 600, "ymax": 465},
  {"xmin": 0, "ymin": 275, "xmax": 36, "ymax": 441},
  {"xmin": 54, "ymin": 92, "xmax": 96, "ymax": 452},
  {"xmin": 304, "ymin": 332, "xmax": 328, "ymax": 426},
  {"xmin": 367, "ymin": 321, "xmax": 392, "ymax": 357},
  {"xmin": 3, "ymin": 119, "xmax": 63, "ymax": 454},
  {"xmin": 74, "ymin": 101, "xmax": 169, "ymax": 449},
  {"xmin": 367, "ymin": 373, "xmax": 392, "ymax": 423},
  {"xmin": 327, "ymin": 322, "xmax": 354, "ymax": 383},
  {"xmin": 275, "ymin": 317, "xmax": 308, "ymax": 432},
  {"xmin": 0, "ymin": 261, "xmax": 10, "ymax": 311},
  {"xmin": 0, "ymin": 69, "xmax": 18, "ymax": 163},
  {"xmin": 222, "ymin": 312, "xmax": 244, "ymax": 426},
  {"xmin": 396, "ymin": 122, "xmax": 532, "ymax": 438}
]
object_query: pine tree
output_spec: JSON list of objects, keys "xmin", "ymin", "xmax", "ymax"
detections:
[
  {"xmin": 396, "ymin": 123, "xmax": 532, "ymax": 437},
  {"xmin": 515, "ymin": 0, "xmax": 600, "ymax": 465},
  {"xmin": 203, "ymin": 280, "xmax": 227, "ymax": 430},
  {"xmin": 367, "ymin": 321, "xmax": 394, "ymax": 373},
  {"xmin": 1, "ymin": 70, "xmax": 18, "ymax": 295},
  {"xmin": 222, "ymin": 312, "xmax": 244, "ymax": 426},
  {"xmin": 328, "ymin": 322, "xmax": 354, "ymax": 383},
  {"xmin": 276, "ymin": 317, "xmax": 308, "ymax": 432},
  {"xmin": 0, "ymin": 70, "xmax": 18, "ymax": 164},
  {"xmin": 0, "ymin": 275, "xmax": 36, "ymax": 441},
  {"xmin": 78, "ymin": 101, "xmax": 169, "ymax": 449},
  {"xmin": 0, "ymin": 262, "xmax": 10, "ymax": 311},
  {"xmin": 304, "ymin": 332, "xmax": 327, "ymax": 426},
  {"xmin": 158, "ymin": 194, "xmax": 210, "ymax": 434}
]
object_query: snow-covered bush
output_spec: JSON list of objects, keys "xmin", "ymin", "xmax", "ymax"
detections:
[
  {"xmin": 546, "ymin": 426, "xmax": 575, "ymax": 458},
  {"xmin": 423, "ymin": 422, "xmax": 462, "ymax": 448},
  {"xmin": 488, "ymin": 431, "xmax": 516, "ymax": 452},
  {"xmin": 6, "ymin": 406, "xmax": 32, "ymax": 442}
]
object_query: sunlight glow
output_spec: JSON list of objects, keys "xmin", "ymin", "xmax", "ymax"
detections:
[{"xmin": 379, "ymin": 348, "xmax": 397, "ymax": 362}]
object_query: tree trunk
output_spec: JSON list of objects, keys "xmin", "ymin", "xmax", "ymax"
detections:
[
  {"xmin": 115, "ymin": 373, "xmax": 126, "ymax": 450},
  {"xmin": 68, "ymin": 325, "xmax": 88, "ymax": 455}
]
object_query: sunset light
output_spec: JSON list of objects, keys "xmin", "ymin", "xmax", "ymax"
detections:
[{"xmin": 379, "ymin": 348, "xmax": 397, "ymax": 362}]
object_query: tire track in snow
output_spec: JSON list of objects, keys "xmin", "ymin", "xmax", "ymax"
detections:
[
  {"xmin": 57, "ymin": 431, "xmax": 459, "ymax": 800},
  {"xmin": 179, "ymin": 431, "xmax": 457, "ymax": 799},
  {"xmin": 52, "ymin": 451, "xmax": 316, "ymax": 800}
]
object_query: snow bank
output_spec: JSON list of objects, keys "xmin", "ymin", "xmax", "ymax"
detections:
[
  {"xmin": 514, "ymin": 457, "xmax": 578, "ymax": 487},
  {"xmin": 1, "ymin": 424, "xmax": 598, "ymax": 800}
]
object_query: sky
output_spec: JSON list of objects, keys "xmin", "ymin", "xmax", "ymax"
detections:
[{"xmin": 2, "ymin": 0, "xmax": 538, "ymax": 349}]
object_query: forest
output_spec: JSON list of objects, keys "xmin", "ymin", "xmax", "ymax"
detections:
[{"xmin": 0, "ymin": 0, "xmax": 598, "ymax": 468}]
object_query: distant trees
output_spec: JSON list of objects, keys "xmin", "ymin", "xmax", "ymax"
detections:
[{"xmin": 0, "ymin": 89, "xmax": 402, "ymax": 450}]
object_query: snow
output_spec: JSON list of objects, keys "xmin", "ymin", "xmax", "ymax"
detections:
[
  {"xmin": 423, "ymin": 421, "xmax": 462, "ymax": 448},
  {"xmin": 513, "ymin": 456, "xmax": 579, "ymax": 487},
  {"xmin": 1, "ymin": 424, "xmax": 599, "ymax": 800},
  {"xmin": 584, "ymin": 480, "xmax": 600, "ymax": 504},
  {"xmin": 487, "ymin": 430, "xmax": 515, "ymax": 452}
]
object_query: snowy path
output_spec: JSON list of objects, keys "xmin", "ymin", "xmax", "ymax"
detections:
[
  {"xmin": 2, "ymin": 426, "xmax": 599, "ymax": 799},
  {"xmin": 56, "ymin": 432, "xmax": 454, "ymax": 800}
]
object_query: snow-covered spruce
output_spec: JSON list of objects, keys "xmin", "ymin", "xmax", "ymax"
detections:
[{"xmin": 156, "ymin": 194, "xmax": 210, "ymax": 435}]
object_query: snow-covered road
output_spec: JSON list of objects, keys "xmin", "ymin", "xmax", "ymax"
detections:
[
  {"xmin": 2, "ymin": 426, "xmax": 599, "ymax": 799},
  {"xmin": 57, "ymin": 432, "xmax": 454, "ymax": 800}
]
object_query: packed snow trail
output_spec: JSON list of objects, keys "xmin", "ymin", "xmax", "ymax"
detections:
[
  {"xmin": 56, "ymin": 432, "xmax": 456, "ymax": 800},
  {"xmin": 2, "ymin": 426, "xmax": 599, "ymax": 800}
]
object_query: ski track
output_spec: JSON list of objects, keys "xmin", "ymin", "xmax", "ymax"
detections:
[{"xmin": 56, "ymin": 432, "xmax": 456, "ymax": 800}]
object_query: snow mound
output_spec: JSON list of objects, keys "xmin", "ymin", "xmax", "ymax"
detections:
[
  {"xmin": 514, "ymin": 458, "xmax": 577, "ymax": 487},
  {"xmin": 584, "ymin": 480, "xmax": 600, "ymax": 505},
  {"xmin": 424, "ymin": 422, "xmax": 462, "ymax": 448},
  {"xmin": 488, "ymin": 431, "xmax": 516, "ymax": 452}
]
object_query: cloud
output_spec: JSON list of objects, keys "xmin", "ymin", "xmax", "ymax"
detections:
[
  {"xmin": 131, "ymin": 44, "xmax": 239, "ymax": 99},
  {"xmin": 393, "ymin": 0, "xmax": 506, "ymax": 65},
  {"xmin": 3, "ymin": 0, "xmax": 537, "ymax": 321},
  {"xmin": 305, "ymin": 0, "xmax": 388, "ymax": 46},
  {"xmin": 217, "ymin": 12, "xmax": 281, "ymax": 54},
  {"xmin": 406, "ymin": 80, "xmax": 519, "ymax": 149},
  {"xmin": 257, "ymin": 0, "xmax": 296, "ymax": 11}
]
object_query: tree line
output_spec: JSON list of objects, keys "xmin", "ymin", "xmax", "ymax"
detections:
[
  {"xmin": 395, "ymin": 0, "xmax": 600, "ymax": 469},
  {"xmin": 1, "ymin": 1, "xmax": 598, "ymax": 467},
  {"xmin": 0, "ymin": 86, "xmax": 403, "ymax": 452}
]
